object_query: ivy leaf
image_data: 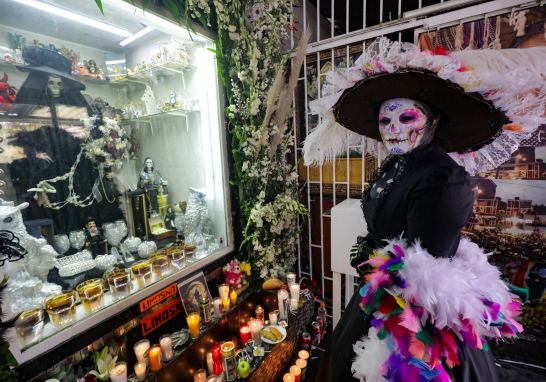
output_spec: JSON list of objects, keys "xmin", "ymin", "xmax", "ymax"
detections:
[{"xmin": 94, "ymin": 0, "xmax": 104, "ymax": 15}]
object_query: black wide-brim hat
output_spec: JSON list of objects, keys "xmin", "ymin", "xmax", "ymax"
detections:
[
  {"xmin": 333, "ymin": 69, "xmax": 507, "ymax": 153},
  {"xmin": 16, "ymin": 46, "xmax": 85, "ymax": 91}
]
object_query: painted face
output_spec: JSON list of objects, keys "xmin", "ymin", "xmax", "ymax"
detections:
[
  {"xmin": 378, "ymin": 98, "xmax": 433, "ymax": 155},
  {"xmin": 145, "ymin": 158, "xmax": 153, "ymax": 170}
]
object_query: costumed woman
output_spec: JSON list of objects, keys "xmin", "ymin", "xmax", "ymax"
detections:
[{"xmin": 303, "ymin": 38, "xmax": 546, "ymax": 382}]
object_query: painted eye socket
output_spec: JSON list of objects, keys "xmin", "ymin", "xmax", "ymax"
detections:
[
  {"xmin": 379, "ymin": 117, "xmax": 391, "ymax": 126},
  {"xmin": 399, "ymin": 112, "xmax": 418, "ymax": 124},
  {"xmin": 3, "ymin": 217, "xmax": 12, "ymax": 223}
]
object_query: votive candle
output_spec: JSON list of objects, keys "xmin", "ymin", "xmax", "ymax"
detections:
[
  {"xmin": 134, "ymin": 362, "xmax": 146, "ymax": 381},
  {"xmin": 222, "ymin": 296, "xmax": 230, "ymax": 311},
  {"xmin": 159, "ymin": 334, "xmax": 173, "ymax": 362},
  {"xmin": 290, "ymin": 283, "xmax": 300, "ymax": 300},
  {"xmin": 290, "ymin": 297, "xmax": 298, "ymax": 311},
  {"xmin": 109, "ymin": 362, "xmax": 127, "ymax": 382},
  {"xmin": 187, "ymin": 313, "xmax": 200, "ymax": 339},
  {"xmin": 298, "ymin": 350, "xmax": 310, "ymax": 362},
  {"xmin": 255, "ymin": 305, "xmax": 264, "ymax": 325},
  {"xmin": 249, "ymin": 318, "xmax": 262, "ymax": 346},
  {"xmin": 296, "ymin": 358, "xmax": 308, "ymax": 381},
  {"xmin": 213, "ymin": 297, "xmax": 223, "ymax": 317},
  {"xmin": 269, "ymin": 311, "xmax": 278, "ymax": 326},
  {"xmin": 290, "ymin": 365, "xmax": 301, "ymax": 382},
  {"xmin": 134, "ymin": 339, "xmax": 150, "ymax": 366},
  {"xmin": 207, "ymin": 351, "xmax": 214, "ymax": 375},
  {"xmin": 149, "ymin": 344, "xmax": 163, "ymax": 372},
  {"xmin": 219, "ymin": 285, "xmax": 229, "ymax": 300},
  {"xmin": 230, "ymin": 289, "xmax": 237, "ymax": 304},
  {"xmin": 286, "ymin": 272, "xmax": 296, "ymax": 287},
  {"xmin": 283, "ymin": 373, "xmax": 295, "ymax": 382},
  {"xmin": 240, "ymin": 324, "xmax": 251, "ymax": 346},
  {"xmin": 278, "ymin": 290, "xmax": 288, "ymax": 319},
  {"xmin": 193, "ymin": 369, "xmax": 207, "ymax": 382}
]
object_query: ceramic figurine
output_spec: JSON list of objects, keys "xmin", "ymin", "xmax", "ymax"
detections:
[
  {"xmin": 174, "ymin": 100, "xmax": 181, "ymax": 110},
  {"xmin": 168, "ymin": 91, "xmax": 177, "ymax": 109},
  {"xmin": 84, "ymin": 60, "xmax": 99, "ymax": 75},
  {"xmin": 158, "ymin": 42, "xmax": 169, "ymax": 63},
  {"xmin": 141, "ymin": 85, "xmax": 155, "ymax": 116},
  {"xmin": 0, "ymin": 73, "xmax": 17, "ymax": 110},
  {"xmin": 182, "ymin": 188, "xmax": 219, "ymax": 255},
  {"xmin": 139, "ymin": 157, "xmax": 168, "ymax": 214},
  {"xmin": 84, "ymin": 217, "xmax": 107, "ymax": 257},
  {"xmin": 156, "ymin": 100, "xmax": 165, "ymax": 113},
  {"xmin": 164, "ymin": 206, "xmax": 176, "ymax": 230}
]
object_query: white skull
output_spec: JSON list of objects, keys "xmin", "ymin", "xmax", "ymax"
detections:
[
  {"xmin": 145, "ymin": 158, "xmax": 153, "ymax": 170},
  {"xmin": 47, "ymin": 75, "xmax": 63, "ymax": 97},
  {"xmin": 169, "ymin": 91, "xmax": 176, "ymax": 99}
]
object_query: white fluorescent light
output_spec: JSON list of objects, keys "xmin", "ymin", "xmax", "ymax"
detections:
[
  {"xmin": 105, "ymin": 59, "xmax": 126, "ymax": 65},
  {"xmin": 119, "ymin": 26, "xmax": 154, "ymax": 46},
  {"xmin": 13, "ymin": 0, "xmax": 132, "ymax": 37},
  {"xmin": 0, "ymin": 46, "xmax": 12, "ymax": 51}
]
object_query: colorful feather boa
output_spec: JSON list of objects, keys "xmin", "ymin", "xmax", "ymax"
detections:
[{"xmin": 351, "ymin": 237, "xmax": 523, "ymax": 382}]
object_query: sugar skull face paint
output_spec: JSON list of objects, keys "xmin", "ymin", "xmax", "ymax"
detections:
[{"xmin": 379, "ymin": 98, "xmax": 434, "ymax": 155}]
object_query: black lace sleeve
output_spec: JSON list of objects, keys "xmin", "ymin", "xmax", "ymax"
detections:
[{"xmin": 350, "ymin": 234, "xmax": 376, "ymax": 276}]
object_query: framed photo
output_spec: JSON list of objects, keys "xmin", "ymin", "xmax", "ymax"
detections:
[{"xmin": 178, "ymin": 271, "xmax": 212, "ymax": 316}]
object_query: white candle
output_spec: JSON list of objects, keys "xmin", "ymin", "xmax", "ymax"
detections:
[
  {"xmin": 159, "ymin": 334, "xmax": 173, "ymax": 362},
  {"xmin": 278, "ymin": 290, "xmax": 288, "ymax": 319},
  {"xmin": 206, "ymin": 351, "xmax": 214, "ymax": 375},
  {"xmin": 218, "ymin": 285, "xmax": 230, "ymax": 300},
  {"xmin": 290, "ymin": 283, "xmax": 300, "ymax": 300},
  {"xmin": 249, "ymin": 319, "xmax": 262, "ymax": 346},
  {"xmin": 134, "ymin": 362, "xmax": 146, "ymax": 381},
  {"xmin": 134, "ymin": 339, "xmax": 150, "ymax": 366},
  {"xmin": 269, "ymin": 311, "xmax": 278, "ymax": 325},
  {"xmin": 194, "ymin": 369, "xmax": 207, "ymax": 382},
  {"xmin": 286, "ymin": 272, "xmax": 296, "ymax": 287},
  {"xmin": 290, "ymin": 297, "xmax": 298, "ymax": 311},
  {"xmin": 213, "ymin": 297, "xmax": 223, "ymax": 317},
  {"xmin": 109, "ymin": 362, "xmax": 127, "ymax": 382}
]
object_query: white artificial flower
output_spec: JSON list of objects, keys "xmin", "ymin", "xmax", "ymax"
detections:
[{"xmin": 229, "ymin": 25, "xmax": 237, "ymax": 32}]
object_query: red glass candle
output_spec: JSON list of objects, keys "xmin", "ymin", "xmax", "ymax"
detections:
[
  {"xmin": 211, "ymin": 343, "xmax": 224, "ymax": 376},
  {"xmin": 227, "ymin": 335, "xmax": 238, "ymax": 351},
  {"xmin": 239, "ymin": 324, "xmax": 252, "ymax": 347}
]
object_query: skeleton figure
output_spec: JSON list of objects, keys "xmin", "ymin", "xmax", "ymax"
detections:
[
  {"xmin": 378, "ymin": 98, "xmax": 437, "ymax": 156},
  {"xmin": 141, "ymin": 85, "xmax": 156, "ymax": 116},
  {"xmin": 0, "ymin": 201, "xmax": 61, "ymax": 311},
  {"xmin": 169, "ymin": 91, "xmax": 177, "ymax": 109},
  {"xmin": 46, "ymin": 74, "xmax": 63, "ymax": 98}
]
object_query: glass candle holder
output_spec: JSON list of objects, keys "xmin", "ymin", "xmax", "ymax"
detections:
[
  {"xmin": 239, "ymin": 324, "xmax": 251, "ymax": 347},
  {"xmin": 248, "ymin": 318, "xmax": 262, "ymax": 346},
  {"xmin": 220, "ymin": 341, "xmax": 237, "ymax": 381},
  {"xmin": 230, "ymin": 289, "xmax": 237, "ymax": 304},
  {"xmin": 45, "ymin": 290, "xmax": 76, "ymax": 327},
  {"xmin": 134, "ymin": 339, "xmax": 150, "ymax": 366},
  {"xmin": 286, "ymin": 272, "xmax": 296, "ymax": 287},
  {"xmin": 193, "ymin": 369, "xmax": 207, "ymax": 382},
  {"xmin": 296, "ymin": 358, "xmax": 308, "ymax": 381},
  {"xmin": 185, "ymin": 244, "xmax": 197, "ymax": 264},
  {"xmin": 159, "ymin": 334, "xmax": 173, "ymax": 362},
  {"xmin": 186, "ymin": 312, "xmax": 200, "ymax": 339},
  {"xmin": 269, "ymin": 311, "xmax": 278, "ymax": 326},
  {"xmin": 290, "ymin": 365, "xmax": 301, "ymax": 382},
  {"xmin": 16, "ymin": 307, "xmax": 44, "ymax": 348},
  {"xmin": 213, "ymin": 297, "xmax": 223, "ymax": 317},
  {"xmin": 134, "ymin": 362, "xmax": 146, "ymax": 381},
  {"xmin": 278, "ymin": 290, "xmax": 289, "ymax": 319},
  {"xmin": 107, "ymin": 269, "xmax": 132, "ymax": 301},
  {"xmin": 218, "ymin": 285, "xmax": 229, "ymax": 300},
  {"xmin": 255, "ymin": 305, "xmax": 264, "ymax": 325},
  {"xmin": 283, "ymin": 373, "xmax": 295, "ymax": 382},
  {"xmin": 168, "ymin": 247, "xmax": 185, "ymax": 270},
  {"xmin": 207, "ymin": 351, "xmax": 214, "ymax": 375},
  {"xmin": 211, "ymin": 343, "xmax": 224, "ymax": 376},
  {"xmin": 76, "ymin": 279, "xmax": 105, "ymax": 313},
  {"xmin": 109, "ymin": 362, "xmax": 127, "ymax": 382},
  {"xmin": 131, "ymin": 260, "xmax": 153, "ymax": 288},
  {"xmin": 222, "ymin": 296, "xmax": 230, "ymax": 311},
  {"xmin": 151, "ymin": 253, "xmax": 171, "ymax": 278},
  {"xmin": 148, "ymin": 344, "xmax": 163, "ymax": 372},
  {"xmin": 290, "ymin": 297, "xmax": 298, "ymax": 312}
]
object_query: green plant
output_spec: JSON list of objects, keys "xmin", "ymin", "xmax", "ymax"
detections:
[
  {"xmin": 0, "ymin": 276, "xmax": 18, "ymax": 382},
  {"xmin": 89, "ymin": 346, "xmax": 117, "ymax": 381}
]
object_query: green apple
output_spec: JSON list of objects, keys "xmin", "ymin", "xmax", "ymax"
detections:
[{"xmin": 238, "ymin": 360, "xmax": 251, "ymax": 378}]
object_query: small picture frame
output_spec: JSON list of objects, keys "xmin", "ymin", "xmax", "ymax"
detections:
[{"xmin": 177, "ymin": 271, "xmax": 212, "ymax": 316}]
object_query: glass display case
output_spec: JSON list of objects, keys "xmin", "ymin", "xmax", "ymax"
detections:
[{"xmin": 0, "ymin": 0, "xmax": 231, "ymax": 360}]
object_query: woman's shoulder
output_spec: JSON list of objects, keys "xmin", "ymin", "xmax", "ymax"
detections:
[{"xmin": 415, "ymin": 145, "xmax": 470, "ymax": 187}]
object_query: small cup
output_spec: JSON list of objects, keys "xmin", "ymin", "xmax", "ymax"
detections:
[
  {"xmin": 16, "ymin": 307, "xmax": 44, "ymax": 348},
  {"xmin": 45, "ymin": 290, "xmax": 77, "ymax": 327},
  {"xmin": 131, "ymin": 260, "xmax": 153, "ymax": 288},
  {"xmin": 107, "ymin": 269, "xmax": 132, "ymax": 301},
  {"xmin": 151, "ymin": 253, "xmax": 171, "ymax": 278},
  {"xmin": 76, "ymin": 278, "xmax": 105, "ymax": 313},
  {"xmin": 185, "ymin": 244, "xmax": 196, "ymax": 264},
  {"xmin": 168, "ymin": 247, "xmax": 185, "ymax": 270}
]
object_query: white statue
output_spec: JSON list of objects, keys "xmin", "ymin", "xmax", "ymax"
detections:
[
  {"xmin": 0, "ymin": 201, "xmax": 61, "ymax": 311},
  {"xmin": 141, "ymin": 85, "xmax": 156, "ymax": 116},
  {"xmin": 183, "ymin": 188, "xmax": 219, "ymax": 256}
]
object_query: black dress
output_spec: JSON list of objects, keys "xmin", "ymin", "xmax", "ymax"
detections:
[{"xmin": 316, "ymin": 143, "xmax": 499, "ymax": 382}]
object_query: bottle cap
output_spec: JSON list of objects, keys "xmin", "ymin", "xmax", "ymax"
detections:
[{"xmin": 320, "ymin": 302, "xmax": 325, "ymax": 307}]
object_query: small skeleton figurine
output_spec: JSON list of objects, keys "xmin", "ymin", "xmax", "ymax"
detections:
[{"xmin": 169, "ymin": 91, "xmax": 177, "ymax": 109}]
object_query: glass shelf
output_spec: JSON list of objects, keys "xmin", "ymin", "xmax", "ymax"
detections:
[
  {"xmin": 121, "ymin": 108, "xmax": 200, "ymax": 124},
  {"xmin": 112, "ymin": 61, "xmax": 197, "ymax": 87}
]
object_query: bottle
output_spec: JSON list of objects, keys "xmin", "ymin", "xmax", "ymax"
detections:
[{"xmin": 318, "ymin": 301, "xmax": 327, "ymax": 337}]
